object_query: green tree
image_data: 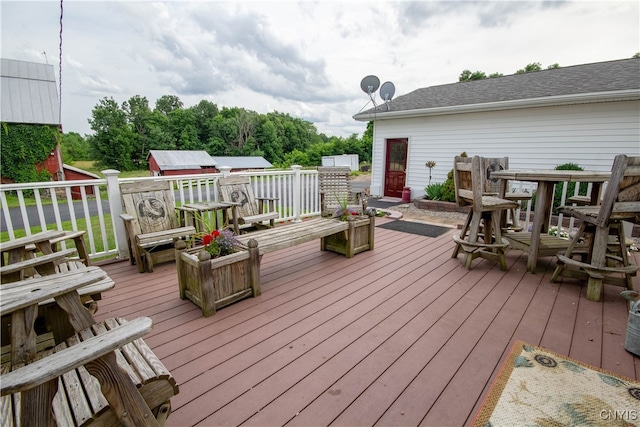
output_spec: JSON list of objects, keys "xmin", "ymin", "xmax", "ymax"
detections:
[
  {"xmin": 88, "ymin": 97, "xmax": 136, "ymax": 170},
  {"xmin": 154, "ymin": 95, "xmax": 183, "ymax": 115},
  {"xmin": 254, "ymin": 116, "xmax": 283, "ymax": 164},
  {"xmin": 122, "ymin": 95, "xmax": 152, "ymax": 168},
  {"xmin": 61, "ymin": 131, "xmax": 90, "ymax": 162},
  {"xmin": 191, "ymin": 100, "xmax": 219, "ymax": 145},
  {"xmin": 279, "ymin": 149, "xmax": 310, "ymax": 168},
  {"xmin": 515, "ymin": 62, "xmax": 543, "ymax": 74},
  {"xmin": 459, "ymin": 69, "xmax": 487, "ymax": 82}
]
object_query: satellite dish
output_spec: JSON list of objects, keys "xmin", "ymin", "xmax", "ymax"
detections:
[
  {"xmin": 360, "ymin": 75, "xmax": 380, "ymax": 94},
  {"xmin": 379, "ymin": 81, "xmax": 395, "ymax": 101}
]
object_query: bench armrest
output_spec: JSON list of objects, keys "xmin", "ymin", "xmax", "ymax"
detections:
[
  {"xmin": 1, "ymin": 317, "xmax": 152, "ymax": 395},
  {"xmin": 120, "ymin": 213, "xmax": 135, "ymax": 222}
]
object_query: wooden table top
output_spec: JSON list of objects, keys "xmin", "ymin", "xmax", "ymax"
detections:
[
  {"xmin": 491, "ymin": 169, "xmax": 611, "ymax": 182},
  {"xmin": 0, "ymin": 230, "xmax": 66, "ymax": 252},
  {"xmin": 0, "ymin": 267, "xmax": 111, "ymax": 315}
]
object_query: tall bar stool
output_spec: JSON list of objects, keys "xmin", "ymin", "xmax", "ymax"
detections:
[
  {"xmin": 551, "ymin": 154, "xmax": 640, "ymax": 301},
  {"xmin": 451, "ymin": 155, "xmax": 519, "ymax": 270}
]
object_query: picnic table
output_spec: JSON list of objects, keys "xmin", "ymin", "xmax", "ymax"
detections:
[{"xmin": 0, "ymin": 268, "xmax": 159, "ymax": 425}]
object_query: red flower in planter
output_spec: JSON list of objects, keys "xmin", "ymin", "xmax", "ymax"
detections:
[{"xmin": 191, "ymin": 213, "xmax": 239, "ymax": 258}]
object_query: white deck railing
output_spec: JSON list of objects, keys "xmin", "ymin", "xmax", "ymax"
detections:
[
  {"xmin": 0, "ymin": 166, "xmax": 319, "ymax": 262},
  {"xmin": 1, "ymin": 168, "xmax": 603, "ymax": 262}
]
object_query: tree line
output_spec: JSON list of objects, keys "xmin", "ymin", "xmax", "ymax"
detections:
[{"xmin": 83, "ymin": 95, "xmax": 372, "ymax": 171}]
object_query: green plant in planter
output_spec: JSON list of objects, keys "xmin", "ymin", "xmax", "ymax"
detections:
[{"xmin": 425, "ymin": 182, "xmax": 444, "ymax": 200}]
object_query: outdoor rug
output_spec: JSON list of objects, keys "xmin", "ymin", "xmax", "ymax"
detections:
[
  {"xmin": 472, "ymin": 340, "xmax": 640, "ymax": 426},
  {"xmin": 377, "ymin": 220, "xmax": 450, "ymax": 238}
]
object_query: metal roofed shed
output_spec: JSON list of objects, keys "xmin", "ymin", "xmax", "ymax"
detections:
[
  {"xmin": 212, "ymin": 156, "xmax": 273, "ymax": 171},
  {"xmin": 147, "ymin": 151, "xmax": 273, "ymax": 176},
  {"xmin": 1, "ymin": 58, "xmax": 60, "ymax": 125},
  {"xmin": 147, "ymin": 150, "xmax": 218, "ymax": 176}
]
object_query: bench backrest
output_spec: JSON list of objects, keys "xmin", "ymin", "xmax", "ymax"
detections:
[
  {"xmin": 120, "ymin": 180, "xmax": 181, "ymax": 236},
  {"xmin": 318, "ymin": 167, "xmax": 359, "ymax": 216},
  {"xmin": 483, "ymin": 157, "xmax": 509, "ymax": 194},
  {"xmin": 218, "ymin": 175, "xmax": 261, "ymax": 219},
  {"xmin": 597, "ymin": 154, "xmax": 640, "ymax": 227}
]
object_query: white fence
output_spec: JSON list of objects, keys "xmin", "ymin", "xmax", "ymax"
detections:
[
  {"xmin": 507, "ymin": 180, "xmax": 604, "ymax": 235},
  {"xmin": 0, "ymin": 168, "xmax": 609, "ymax": 262},
  {"xmin": 0, "ymin": 166, "xmax": 319, "ymax": 261}
]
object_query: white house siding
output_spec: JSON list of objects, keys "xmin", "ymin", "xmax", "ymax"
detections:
[{"xmin": 370, "ymin": 100, "xmax": 640, "ymax": 199}]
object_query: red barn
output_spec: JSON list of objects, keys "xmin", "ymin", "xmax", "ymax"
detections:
[{"xmin": 148, "ymin": 150, "xmax": 218, "ymax": 176}]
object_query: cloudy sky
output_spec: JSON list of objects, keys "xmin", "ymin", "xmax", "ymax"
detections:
[{"xmin": 2, "ymin": 1, "xmax": 638, "ymax": 138}]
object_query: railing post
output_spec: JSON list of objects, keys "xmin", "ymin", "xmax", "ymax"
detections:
[
  {"xmin": 219, "ymin": 166, "xmax": 232, "ymax": 177},
  {"xmin": 291, "ymin": 165, "xmax": 302, "ymax": 223},
  {"xmin": 103, "ymin": 169, "xmax": 128, "ymax": 260}
]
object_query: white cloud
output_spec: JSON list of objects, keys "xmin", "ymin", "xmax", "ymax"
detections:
[{"xmin": 1, "ymin": 0, "xmax": 638, "ymax": 138}]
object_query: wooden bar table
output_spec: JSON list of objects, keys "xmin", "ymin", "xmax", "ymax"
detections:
[{"xmin": 491, "ymin": 169, "xmax": 610, "ymax": 273}]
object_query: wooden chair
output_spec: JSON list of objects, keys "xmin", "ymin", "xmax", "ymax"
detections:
[
  {"xmin": 483, "ymin": 157, "xmax": 532, "ymax": 231},
  {"xmin": 218, "ymin": 175, "xmax": 279, "ymax": 233},
  {"xmin": 451, "ymin": 156, "xmax": 519, "ymax": 270},
  {"xmin": 318, "ymin": 166, "xmax": 366, "ymax": 217},
  {"xmin": 551, "ymin": 154, "xmax": 640, "ymax": 301},
  {"xmin": 120, "ymin": 181, "xmax": 195, "ymax": 273}
]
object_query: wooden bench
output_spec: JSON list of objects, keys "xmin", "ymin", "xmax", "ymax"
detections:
[
  {"xmin": 1, "ymin": 268, "xmax": 179, "ymax": 426},
  {"xmin": 234, "ymin": 214, "xmax": 375, "ymax": 257},
  {"xmin": 175, "ymin": 213, "xmax": 375, "ymax": 316}
]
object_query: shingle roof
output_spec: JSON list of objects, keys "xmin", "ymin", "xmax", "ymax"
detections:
[
  {"xmin": 1, "ymin": 58, "xmax": 60, "ymax": 125},
  {"xmin": 148, "ymin": 150, "xmax": 217, "ymax": 170},
  {"xmin": 353, "ymin": 58, "xmax": 640, "ymax": 120}
]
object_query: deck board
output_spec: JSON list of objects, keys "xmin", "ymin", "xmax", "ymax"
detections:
[{"xmin": 95, "ymin": 218, "xmax": 640, "ymax": 426}]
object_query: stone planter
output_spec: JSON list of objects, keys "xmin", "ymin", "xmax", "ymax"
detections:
[
  {"xmin": 175, "ymin": 239, "xmax": 260, "ymax": 317},
  {"xmin": 321, "ymin": 215, "xmax": 375, "ymax": 258}
]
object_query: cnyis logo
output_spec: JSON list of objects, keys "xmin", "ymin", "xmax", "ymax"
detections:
[{"xmin": 137, "ymin": 197, "xmax": 168, "ymax": 228}]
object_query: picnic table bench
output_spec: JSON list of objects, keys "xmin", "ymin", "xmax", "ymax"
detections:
[
  {"xmin": 0, "ymin": 267, "xmax": 179, "ymax": 426},
  {"xmin": 1, "ymin": 232, "xmax": 114, "ymax": 345}
]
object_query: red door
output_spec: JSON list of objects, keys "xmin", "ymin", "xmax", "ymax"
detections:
[{"xmin": 384, "ymin": 138, "xmax": 407, "ymax": 198}]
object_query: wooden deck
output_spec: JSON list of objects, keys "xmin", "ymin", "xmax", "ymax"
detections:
[{"xmin": 95, "ymin": 217, "xmax": 640, "ymax": 427}]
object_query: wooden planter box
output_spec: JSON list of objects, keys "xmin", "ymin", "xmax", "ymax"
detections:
[
  {"xmin": 175, "ymin": 240, "xmax": 260, "ymax": 317},
  {"xmin": 321, "ymin": 215, "xmax": 375, "ymax": 258}
]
